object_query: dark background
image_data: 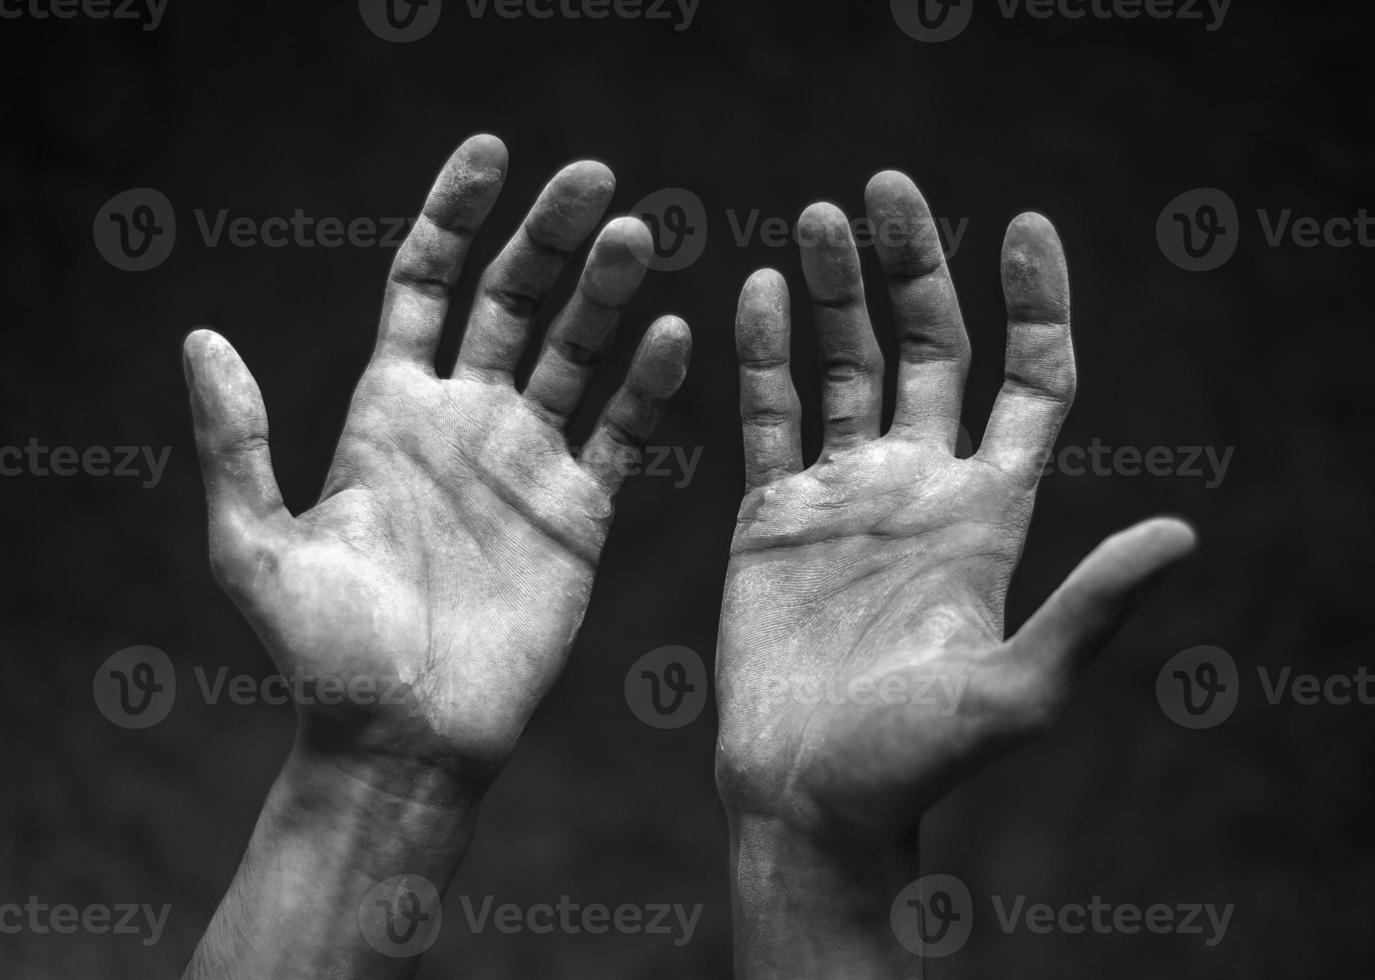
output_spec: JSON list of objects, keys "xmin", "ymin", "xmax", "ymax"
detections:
[{"xmin": 2, "ymin": 1, "xmax": 1372, "ymax": 976}]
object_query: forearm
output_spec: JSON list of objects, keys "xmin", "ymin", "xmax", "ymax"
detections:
[
  {"xmin": 728, "ymin": 811, "xmax": 922, "ymax": 980},
  {"xmin": 183, "ymin": 735, "xmax": 480, "ymax": 979}
]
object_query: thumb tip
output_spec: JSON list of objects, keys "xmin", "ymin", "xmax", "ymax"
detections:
[
  {"xmin": 182, "ymin": 327, "xmax": 233, "ymax": 386},
  {"xmin": 1134, "ymin": 515, "xmax": 1199, "ymax": 564},
  {"xmin": 183, "ymin": 326, "xmax": 224, "ymax": 360}
]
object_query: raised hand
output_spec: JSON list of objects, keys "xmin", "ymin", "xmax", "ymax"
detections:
[
  {"xmin": 186, "ymin": 134, "xmax": 689, "ymax": 790},
  {"xmin": 181, "ymin": 136, "xmax": 689, "ymax": 979},
  {"xmin": 716, "ymin": 173, "xmax": 1194, "ymax": 978}
]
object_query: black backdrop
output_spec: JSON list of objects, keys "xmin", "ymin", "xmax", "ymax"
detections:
[{"xmin": 1, "ymin": 1, "xmax": 1372, "ymax": 976}]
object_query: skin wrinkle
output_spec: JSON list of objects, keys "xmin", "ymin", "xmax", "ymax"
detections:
[{"xmin": 438, "ymin": 385, "xmax": 606, "ymax": 566}]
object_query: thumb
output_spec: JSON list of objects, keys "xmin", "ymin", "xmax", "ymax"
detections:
[
  {"xmin": 183, "ymin": 328, "xmax": 285, "ymax": 530},
  {"xmin": 1010, "ymin": 517, "xmax": 1198, "ymax": 677}
]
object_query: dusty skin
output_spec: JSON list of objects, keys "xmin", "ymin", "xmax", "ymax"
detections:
[{"xmin": 715, "ymin": 173, "xmax": 1195, "ymax": 980}]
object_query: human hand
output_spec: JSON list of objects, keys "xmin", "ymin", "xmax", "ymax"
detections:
[
  {"xmin": 184, "ymin": 134, "xmax": 690, "ymax": 799},
  {"xmin": 716, "ymin": 171, "xmax": 1194, "ymax": 847}
]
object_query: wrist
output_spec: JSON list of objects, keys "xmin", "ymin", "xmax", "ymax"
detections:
[
  {"xmin": 276, "ymin": 738, "xmax": 482, "ymax": 881},
  {"xmin": 293, "ymin": 706, "xmax": 503, "ymax": 810},
  {"xmin": 726, "ymin": 809, "xmax": 922, "ymax": 980},
  {"xmin": 182, "ymin": 741, "xmax": 482, "ymax": 977}
]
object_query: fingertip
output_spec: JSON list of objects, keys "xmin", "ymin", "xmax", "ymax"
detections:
[
  {"xmin": 1007, "ymin": 210, "xmax": 1056, "ymax": 236},
  {"xmin": 864, "ymin": 169, "xmax": 919, "ymax": 207},
  {"xmin": 797, "ymin": 204, "xmax": 862, "ymax": 290},
  {"xmin": 182, "ymin": 328, "xmax": 236, "ymax": 382},
  {"xmin": 601, "ymin": 213, "xmax": 651, "ymax": 247},
  {"xmin": 649, "ymin": 313, "xmax": 692, "ymax": 354},
  {"xmin": 1133, "ymin": 515, "xmax": 1200, "ymax": 562},
  {"xmin": 737, "ymin": 271, "xmax": 790, "ymax": 360},
  {"xmin": 1088, "ymin": 517, "xmax": 1199, "ymax": 592},
  {"xmin": 184, "ymin": 325, "xmax": 227, "ymax": 353},
  {"xmin": 427, "ymin": 137, "xmax": 508, "ymax": 229},
  {"xmin": 635, "ymin": 315, "xmax": 692, "ymax": 392},
  {"xmin": 556, "ymin": 159, "xmax": 617, "ymax": 201},
  {"xmin": 447, "ymin": 135, "xmax": 508, "ymax": 199},
  {"xmin": 1003, "ymin": 211, "xmax": 1065, "ymax": 262},
  {"xmin": 741, "ymin": 267, "xmax": 788, "ymax": 306},
  {"xmin": 1002, "ymin": 212, "xmax": 1070, "ymax": 322},
  {"xmin": 526, "ymin": 161, "xmax": 617, "ymax": 249},
  {"xmin": 798, "ymin": 200, "xmax": 848, "ymax": 237},
  {"xmin": 598, "ymin": 215, "xmax": 654, "ymax": 269},
  {"xmin": 457, "ymin": 133, "xmax": 509, "ymax": 176}
]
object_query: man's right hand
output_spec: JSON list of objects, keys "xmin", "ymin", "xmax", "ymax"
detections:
[{"xmin": 185, "ymin": 134, "xmax": 690, "ymax": 799}]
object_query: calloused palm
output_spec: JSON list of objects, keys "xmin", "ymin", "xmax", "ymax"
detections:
[
  {"xmin": 185, "ymin": 135, "xmax": 689, "ymax": 788},
  {"xmin": 716, "ymin": 173, "xmax": 1194, "ymax": 842}
]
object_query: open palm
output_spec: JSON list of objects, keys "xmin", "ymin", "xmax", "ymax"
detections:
[
  {"xmin": 185, "ymin": 135, "xmax": 689, "ymax": 786},
  {"xmin": 716, "ymin": 174, "xmax": 1194, "ymax": 842}
]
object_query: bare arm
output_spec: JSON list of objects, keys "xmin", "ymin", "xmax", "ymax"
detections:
[{"xmin": 181, "ymin": 134, "xmax": 690, "ymax": 978}]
